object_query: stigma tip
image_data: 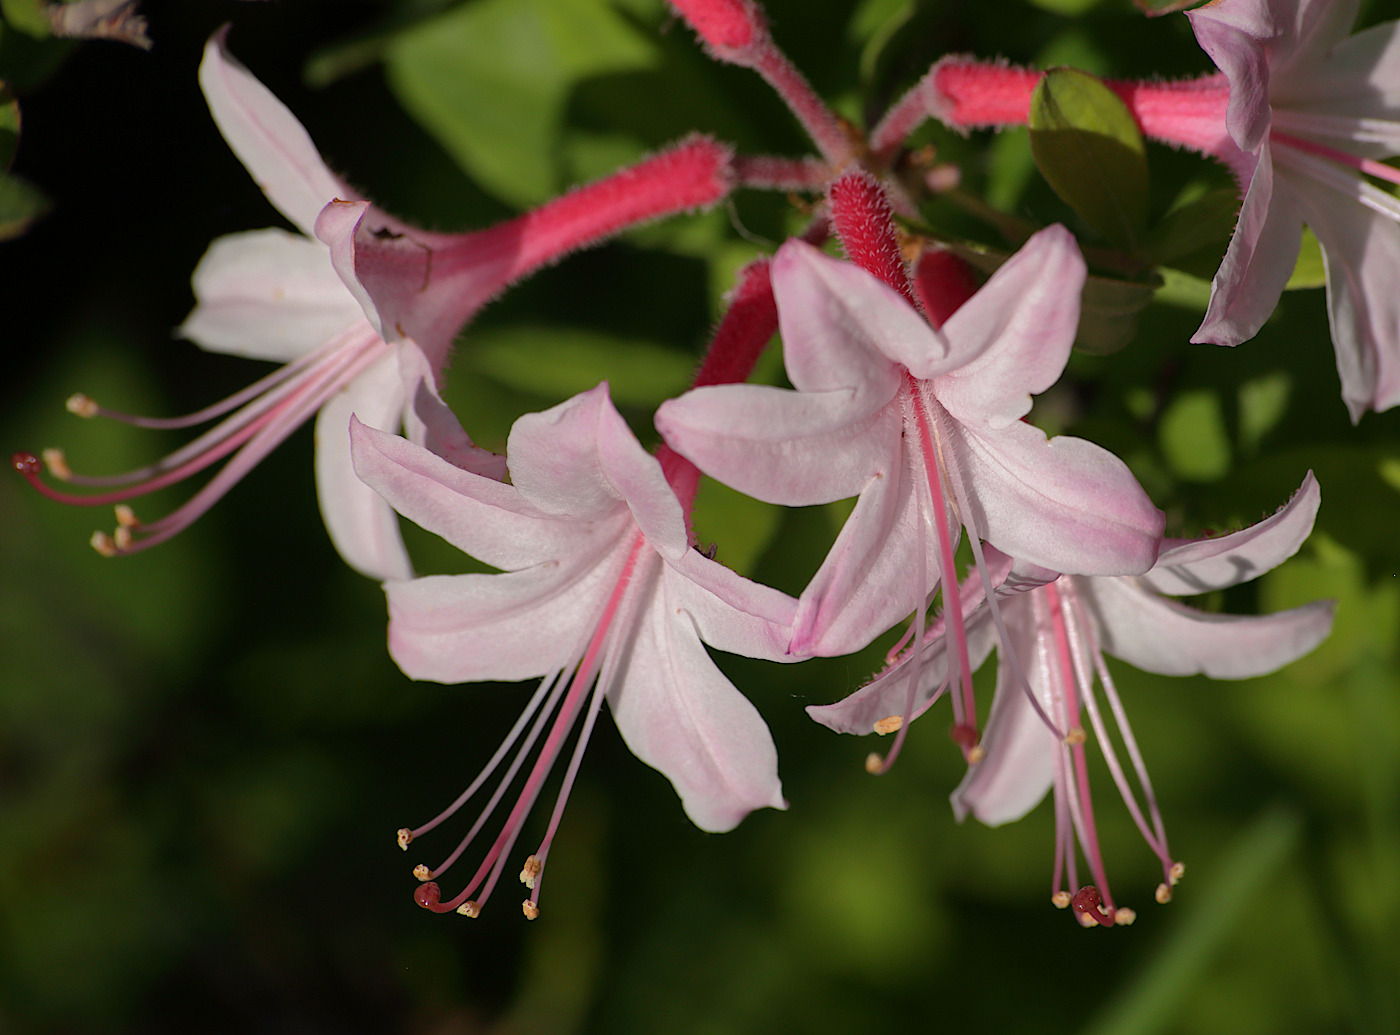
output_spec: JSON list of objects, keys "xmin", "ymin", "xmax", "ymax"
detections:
[
  {"xmin": 11, "ymin": 452, "xmax": 40, "ymax": 477},
  {"xmin": 413, "ymin": 881, "xmax": 441, "ymax": 910}
]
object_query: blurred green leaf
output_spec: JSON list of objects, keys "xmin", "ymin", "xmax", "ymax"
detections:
[
  {"xmin": 382, "ymin": 0, "xmax": 657, "ymax": 208},
  {"xmin": 1286, "ymin": 227, "xmax": 1326, "ymax": 290},
  {"xmin": 0, "ymin": 167, "xmax": 47, "ymax": 239},
  {"xmin": 1160, "ymin": 389, "xmax": 1231, "ymax": 480},
  {"xmin": 466, "ymin": 324, "xmax": 694, "ymax": 407},
  {"xmin": 0, "ymin": 82, "xmax": 18, "ymax": 168},
  {"xmin": 1, "ymin": 0, "xmax": 49, "ymax": 37},
  {"xmin": 1083, "ymin": 806, "xmax": 1302, "ymax": 1035},
  {"xmin": 1079, "ymin": 270, "xmax": 1160, "ymax": 354},
  {"xmin": 1029, "ymin": 67, "xmax": 1149, "ymax": 251},
  {"xmin": 1133, "ymin": 0, "xmax": 1203, "ymax": 14}
]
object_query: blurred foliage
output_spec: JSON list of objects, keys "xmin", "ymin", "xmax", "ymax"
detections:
[{"xmin": 3, "ymin": 0, "xmax": 1400, "ymax": 1033}]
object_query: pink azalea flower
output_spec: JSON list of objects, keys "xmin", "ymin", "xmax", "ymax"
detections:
[
  {"xmin": 656, "ymin": 223, "xmax": 1163, "ymax": 751},
  {"xmin": 914, "ymin": 0, "xmax": 1400, "ymax": 419},
  {"xmin": 811, "ymin": 473, "xmax": 1334, "ymax": 926},
  {"xmin": 13, "ymin": 31, "xmax": 735, "ymax": 578},
  {"xmin": 349, "ymin": 384, "xmax": 796, "ymax": 919},
  {"xmin": 1183, "ymin": 0, "xmax": 1400, "ymax": 418}
]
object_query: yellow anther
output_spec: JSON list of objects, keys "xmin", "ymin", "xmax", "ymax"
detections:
[
  {"xmin": 1155, "ymin": 883, "xmax": 1172, "ymax": 904},
  {"xmin": 396, "ymin": 828, "xmax": 413, "ymax": 851},
  {"xmin": 1064, "ymin": 726, "xmax": 1087, "ymax": 746},
  {"xmin": 873, "ymin": 715, "xmax": 903, "ymax": 735},
  {"xmin": 522, "ymin": 901, "xmax": 540, "ymax": 921},
  {"xmin": 114, "ymin": 527, "xmax": 133, "ymax": 551},
  {"xmin": 42, "ymin": 448, "xmax": 71, "ymax": 480},
  {"xmin": 413, "ymin": 864, "xmax": 432, "ymax": 882},
  {"xmin": 519, "ymin": 855, "xmax": 542, "ymax": 890},
  {"xmin": 91, "ymin": 531, "xmax": 117, "ymax": 557},
  {"xmin": 457, "ymin": 901, "xmax": 480, "ymax": 918},
  {"xmin": 864, "ymin": 752, "xmax": 885, "ymax": 775},
  {"xmin": 1169, "ymin": 861, "xmax": 1185, "ymax": 885},
  {"xmin": 1114, "ymin": 907, "xmax": 1137, "ymax": 926},
  {"xmin": 966, "ymin": 744, "xmax": 986, "ymax": 765},
  {"xmin": 1077, "ymin": 911, "xmax": 1100, "ymax": 928},
  {"xmin": 1052, "ymin": 891, "xmax": 1072, "ymax": 909},
  {"xmin": 66, "ymin": 393, "xmax": 98, "ymax": 418}
]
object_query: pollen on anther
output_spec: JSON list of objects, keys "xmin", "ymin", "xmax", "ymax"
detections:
[
  {"xmin": 1077, "ymin": 911, "xmax": 1100, "ymax": 928},
  {"xmin": 1169, "ymin": 861, "xmax": 1185, "ymax": 885},
  {"xmin": 397, "ymin": 827, "xmax": 413, "ymax": 850},
  {"xmin": 114, "ymin": 527, "xmax": 133, "ymax": 551},
  {"xmin": 864, "ymin": 752, "xmax": 885, "ymax": 775},
  {"xmin": 1052, "ymin": 891, "xmax": 1072, "ymax": 909},
  {"xmin": 966, "ymin": 744, "xmax": 986, "ymax": 764},
  {"xmin": 66, "ymin": 393, "xmax": 99, "ymax": 418},
  {"xmin": 42, "ymin": 448, "xmax": 71, "ymax": 480},
  {"xmin": 1114, "ymin": 907, "xmax": 1137, "ymax": 926},
  {"xmin": 1155, "ymin": 883, "xmax": 1172, "ymax": 904},
  {"xmin": 873, "ymin": 715, "xmax": 903, "ymax": 735},
  {"xmin": 1064, "ymin": 726, "xmax": 1087, "ymax": 745},
  {"xmin": 114, "ymin": 504, "xmax": 138, "ymax": 528},
  {"xmin": 522, "ymin": 901, "xmax": 540, "ymax": 921},
  {"xmin": 91, "ymin": 531, "xmax": 118, "ymax": 557},
  {"xmin": 519, "ymin": 854, "xmax": 543, "ymax": 890},
  {"xmin": 413, "ymin": 864, "xmax": 433, "ymax": 882},
  {"xmin": 457, "ymin": 901, "xmax": 480, "ymax": 918}
]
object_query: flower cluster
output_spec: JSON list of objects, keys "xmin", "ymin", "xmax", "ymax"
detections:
[{"xmin": 21, "ymin": 0, "xmax": 1368, "ymax": 929}]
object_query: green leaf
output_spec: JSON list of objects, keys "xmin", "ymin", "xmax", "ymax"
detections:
[
  {"xmin": 1, "ymin": 0, "xmax": 49, "ymax": 38},
  {"xmin": 0, "ymin": 167, "xmax": 47, "ymax": 239},
  {"xmin": 0, "ymin": 82, "xmax": 18, "ymax": 169},
  {"xmin": 1285, "ymin": 227, "xmax": 1326, "ymax": 290},
  {"xmin": 382, "ymin": 0, "xmax": 657, "ymax": 208},
  {"xmin": 1147, "ymin": 187, "xmax": 1238, "ymax": 274},
  {"xmin": 1133, "ymin": 0, "xmax": 1202, "ymax": 15},
  {"xmin": 1029, "ymin": 67, "xmax": 1149, "ymax": 251},
  {"xmin": 465, "ymin": 324, "xmax": 695, "ymax": 408}
]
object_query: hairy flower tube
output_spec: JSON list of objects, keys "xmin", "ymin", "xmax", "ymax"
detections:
[
  {"xmin": 810, "ymin": 473, "xmax": 1334, "ymax": 926},
  {"xmin": 12, "ymin": 31, "xmax": 737, "ymax": 577},
  {"xmin": 658, "ymin": 178, "xmax": 1163, "ymax": 759}
]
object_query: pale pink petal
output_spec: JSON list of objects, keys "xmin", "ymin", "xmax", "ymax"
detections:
[
  {"xmin": 180, "ymin": 229, "xmax": 365, "ymax": 362},
  {"xmin": 1188, "ymin": 0, "xmax": 1278, "ymax": 152},
  {"xmin": 350, "ymin": 417, "xmax": 596, "ymax": 570},
  {"xmin": 940, "ymin": 415, "xmax": 1164, "ymax": 577},
  {"xmin": 605, "ymin": 565, "xmax": 786, "ymax": 833},
  {"xmin": 789, "ymin": 460, "xmax": 945, "ymax": 657},
  {"xmin": 1276, "ymin": 17, "xmax": 1400, "ymax": 126},
  {"xmin": 933, "ymin": 224, "xmax": 1085, "ymax": 430},
  {"xmin": 655, "ymin": 384, "xmax": 902, "ymax": 506},
  {"xmin": 771, "ymin": 240, "xmax": 933, "ymax": 388},
  {"xmin": 1192, "ymin": 142, "xmax": 1305, "ymax": 346},
  {"xmin": 949, "ymin": 595, "xmax": 1056, "ymax": 825},
  {"xmin": 199, "ymin": 31, "xmax": 354, "ymax": 237},
  {"xmin": 1084, "ymin": 578, "xmax": 1336, "ymax": 678},
  {"xmin": 396, "ymin": 342, "xmax": 507, "ymax": 479},
  {"xmin": 1288, "ymin": 171, "xmax": 1400, "ymax": 418},
  {"xmin": 315, "ymin": 201, "xmax": 388, "ymax": 342},
  {"xmin": 667, "ymin": 549, "xmax": 799, "ymax": 662},
  {"xmin": 1270, "ymin": 0, "xmax": 1363, "ymax": 86},
  {"xmin": 315, "ymin": 351, "xmax": 412, "ymax": 581},
  {"xmin": 1143, "ymin": 472, "xmax": 1319, "ymax": 595},
  {"xmin": 386, "ymin": 561, "xmax": 612, "ymax": 684},
  {"xmin": 592, "ymin": 392, "xmax": 692, "ymax": 562}
]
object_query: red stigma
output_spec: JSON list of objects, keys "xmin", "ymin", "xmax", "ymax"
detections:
[
  {"xmin": 413, "ymin": 881, "xmax": 442, "ymax": 910},
  {"xmin": 1071, "ymin": 886, "xmax": 1115, "ymax": 927},
  {"xmin": 11, "ymin": 452, "xmax": 40, "ymax": 478}
]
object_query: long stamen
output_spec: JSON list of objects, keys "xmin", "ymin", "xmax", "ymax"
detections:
[
  {"xmin": 1060, "ymin": 581, "xmax": 1176, "ymax": 879},
  {"xmin": 1045, "ymin": 581, "xmax": 1117, "ymax": 924}
]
